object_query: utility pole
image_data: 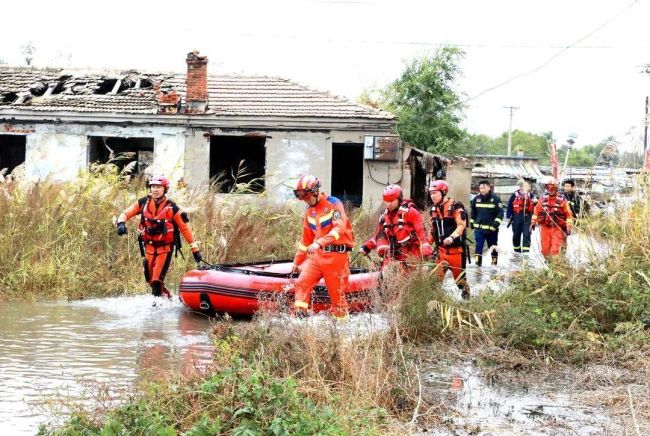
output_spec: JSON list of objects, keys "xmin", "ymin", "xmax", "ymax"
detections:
[
  {"xmin": 643, "ymin": 97, "xmax": 650, "ymax": 159},
  {"xmin": 504, "ymin": 106, "xmax": 519, "ymax": 156}
]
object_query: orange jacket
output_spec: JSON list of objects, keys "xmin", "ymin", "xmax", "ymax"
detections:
[
  {"xmin": 119, "ymin": 195, "xmax": 199, "ymax": 252},
  {"xmin": 363, "ymin": 200, "xmax": 430, "ymax": 257},
  {"xmin": 294, "ymin": 193, "xmax": 354, "ymax": 266},
  {"xmin": 429, "ymin": 197, "xmax": 467, "ymax": 248},
  {"xmin": 532, "ymin": 193, "xmax": 573, "ymax": 230}
]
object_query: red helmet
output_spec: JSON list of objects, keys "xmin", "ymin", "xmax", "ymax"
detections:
[
  {"xmin": 293, "ymin": 174, "xmax": 321, "ymax": 200},
  {"xmin": 383, "ymin": 184, "xmax": 402, "ymax": 202},
  {"xmin": 540, "ymin": 175, "xmax": 557, "ymax": 186},
  {"xmin": 428, "ymin": 180, "xmax": 449, "ymax": 195},
  {"xmin": 149, "ymin": 174, "xmax": 170, "ymax": 189}
]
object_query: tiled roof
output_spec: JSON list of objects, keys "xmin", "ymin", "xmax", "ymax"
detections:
[{"xmin": 0, "ymin": 66, "xmax": 394, "ymax": 120}]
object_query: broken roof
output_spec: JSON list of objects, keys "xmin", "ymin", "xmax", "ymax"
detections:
[
  {"xmin": 472, "ymin": 159, "xmax": 545, "ymax": 181},
  {"xmin": 0, "ymin": 66, "xmax": 395, "ymax": 120}
]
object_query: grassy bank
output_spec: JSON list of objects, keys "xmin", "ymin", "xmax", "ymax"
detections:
[
  {"xmin": 40, "ymin": 271, "xmax": 451, "ymax": 435},
  {"xmin": 0, "ymin": 169, "xmax": 301, "ymax": 301}
]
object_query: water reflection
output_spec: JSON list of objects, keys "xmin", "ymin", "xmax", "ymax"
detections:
[{"xmin": 0, "ymin": 296, "xmax": 212, "ymax": 434}]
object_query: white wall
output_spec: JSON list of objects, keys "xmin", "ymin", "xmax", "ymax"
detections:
[
  {"xmin": 2, "ymin": 121, "xmax": 399, "ymax": 207},
  {"xmin": 0, "ymin": 122, "xmax": 187, "ymax": 183}
]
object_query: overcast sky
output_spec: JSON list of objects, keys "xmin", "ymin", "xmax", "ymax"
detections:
[{"xmin": 1, "ymin": 0, "xmax": 649, "ymax": 150}]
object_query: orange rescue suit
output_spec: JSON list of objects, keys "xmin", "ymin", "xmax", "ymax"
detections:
[
  {"xmin": 293, "ymin": 193, "xmax": 354, "ymax": 317},
  {"xmin": 120, "ymin": 195, "xmax": 198, "ymax": 294},
  {"xmin": 532, "ymin": 193, "xmax": 573, "ymax": 256},
  {"xmin": 362, "ymin": 200, "xmax": 431, "ymax": 266},
  {"xmin": 429, "ymin": 197, "xmax": 469, "ymax": 290}
]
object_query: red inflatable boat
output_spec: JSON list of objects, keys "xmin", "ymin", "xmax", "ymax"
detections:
[{"xmin": 179, "ymin": 260, "xmax": 379, "ymax": 316}]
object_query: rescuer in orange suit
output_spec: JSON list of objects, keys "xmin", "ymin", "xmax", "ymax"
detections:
[
  {"xmin": 428, "ymin": 180, "xmax": 471, "ymax": 299},
  {"xmin": 116, "ymin": 175, "xmax": 202, "ymax": 299},
  {"xmin": 530, "ymin": 176, "xmax": 573, "ymax": 257},
  {"xmin": 360, "ymin": 184, "xmax": 431, "ymax": 267},
  {"xmin": 291, "ymin": 175, "xmax": 354, "ymax": 319}
]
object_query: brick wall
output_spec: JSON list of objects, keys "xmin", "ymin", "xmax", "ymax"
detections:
[{"xmin": 185, "ymin": 51, "xmax": 208, "ymax": 113}]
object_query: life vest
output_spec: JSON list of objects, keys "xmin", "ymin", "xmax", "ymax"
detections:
[
  {"xmin": 537, "ymin": 194, "xmax": 570, "ymax": 228},
  {"xmin": 380, "ymin": 200, "xmax": 418, "ymax": 246},
  {"xmin": 512, "ymin": 190, "xmax": 535, "ymax": 214},
  {"xmin": 138, "ymin": 196, "xmax": 180, "ymax": 246},
  {"xmin": 430, "ymin": 198, "xmax": 467, "ymax": 248}
]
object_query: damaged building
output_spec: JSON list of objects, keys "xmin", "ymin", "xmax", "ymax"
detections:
[{"xmin": 0, "ymin": 51, "xmax": 431, "ymax": 207}]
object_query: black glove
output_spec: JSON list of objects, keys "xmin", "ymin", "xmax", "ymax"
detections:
[
  {"xmin": 506, "ymin": 219, "xmax": 512, "ymax": 228},
  {"xmin": 193, "ymin": 251, "xmax": 203, "ymax": 263},
  {"xmin": 360, "ymin": 245, "xmax": 371, "ymax": 255},
  {"xmin": 116, "ymin": 222, "xmax": 127, "ymax": 236}
]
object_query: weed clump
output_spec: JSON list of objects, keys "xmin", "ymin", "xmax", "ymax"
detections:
[{"xmin": 466, "ymin": 197, "xmax": 650, "ymax": 362}]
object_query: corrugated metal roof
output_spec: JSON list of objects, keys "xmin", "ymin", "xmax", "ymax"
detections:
[{"xmin": 473, "ymin": 160, "xmax": 544, "ymax": 180}]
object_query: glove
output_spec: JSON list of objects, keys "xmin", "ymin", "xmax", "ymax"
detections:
[
  {"xmin": 116, "ymin": 222, "xmax": 127, "ymax": 236},
  {"xmin": 192, "ymin": 251, "xmax": 203, "ymax": 263},
  {"xmin": 506, "ymin": 219, "xmax": 512, "ymax": 228},
  {"xmin": 359, "ymin": 245, "xmax": 371, "ymax": 255}
]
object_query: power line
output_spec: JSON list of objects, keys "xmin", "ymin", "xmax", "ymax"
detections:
[{"xmin": 459, "ymin": 0, "xmax": 641, "ymax": 106}]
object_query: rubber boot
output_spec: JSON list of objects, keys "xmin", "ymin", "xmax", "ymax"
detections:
[
  {"xmin": 491, "ymin": 253, "xmax": 498, "ymax": 266},
  {"xmin": 151, "ymin": 281, "xmax": 162, "ymax": 297},
  {"xmin": 475, "ymin": 254, "xmax": 483, "ymax": 267}
]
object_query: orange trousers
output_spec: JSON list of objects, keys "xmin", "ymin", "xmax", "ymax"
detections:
[
  {"xmin": 294, "ymin": 251, "xmax": 350, "ymax": 317},
  {"xmin": 144, "ymin": 245, "xmax": 173, "ymax": 297},
  {"xmin": 539, "ymin": 225, "xmax": 567, "ymax": 256},
  {"xmin": 435, "ymin": 246, "xmax": 467, "ymax": 287}
]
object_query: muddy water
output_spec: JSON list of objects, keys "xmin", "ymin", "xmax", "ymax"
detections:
[
  {"xmin": 442, "ymin": 225, "xmax": 606, "ymax": 298},
  {"xmin": 0, "ymin": 297, "xmax": 213, "ymax": 434},
  {"xmin": 0, "ymin": 226, "xmax": 608, "ymax": 434},
  {"xmin": 422, "ymin": 363, "xmax": 618, "ymax": 435}
]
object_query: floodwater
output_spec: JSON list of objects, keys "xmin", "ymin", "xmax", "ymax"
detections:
[
  {"xmin": 0, "ymin": 297, "xmax": 213, "ymax": 434},
  {"xmin": 422, "ymin": 362, "xmax": 619, "ymax": 435},
  {"xmin": 0, "ymin": 225, "xmax": 611, "ymax": 434}
]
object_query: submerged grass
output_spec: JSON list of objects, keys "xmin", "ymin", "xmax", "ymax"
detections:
[
  {"xmin": 462, "ymin": 195, "xmax": 650, "ymax": 364},
  {"xmin": 8, "ymin": 169, "xmax": 650, "ymax": 433}
]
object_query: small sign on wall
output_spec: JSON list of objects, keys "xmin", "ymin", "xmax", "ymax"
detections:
[{"xmin": 363, "ymin": 136, "xmax": 400, "ymax": 161}]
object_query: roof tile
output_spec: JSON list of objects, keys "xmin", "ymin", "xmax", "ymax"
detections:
[{"xmin": 0, "ymin": 67, "xmax": 394, "ymax": 120}]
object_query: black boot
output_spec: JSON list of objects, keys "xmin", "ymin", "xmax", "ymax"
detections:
[
  {"xmin": 459, "ymin": 282, "xmax": 470, "ymax": 300},
  {"xmin": 151, "ymin": 281, "xmax": 162, "ymax": 297},
  {"xmin": 475, "ymin": 254, "xmax": 483, "ymax": 267}
]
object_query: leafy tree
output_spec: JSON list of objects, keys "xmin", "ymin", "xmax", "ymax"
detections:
[
  {"xmin": 382, "ymin": 46, "xmax": 467, "ymax": 154},
  {"xmin": 462, "ymin": 130, "xmax": 552, "ymax": 162}
]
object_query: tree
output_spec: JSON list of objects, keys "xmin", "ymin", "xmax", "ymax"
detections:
[
  {"xmin": 21, "ymin": 41, "xmax": 36, "ymax": 66},
  {"xmin": 382, "ymin": 46, "xmax": 466, "ymax": 155}
]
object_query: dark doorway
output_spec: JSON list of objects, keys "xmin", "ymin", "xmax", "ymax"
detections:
[
  {"xmin": 331, "ymin": 143, "xmax": 364, "ymax": 207},
  {"xmin": 210, "ymin": 136, "xmax": 266, "ymax": 193},
  {"xmin": 88, "ymin": 136, "xmax": 154, "ymax": 175},
  {"xmin": 0, "ymin": 135, "xmax": 26, "ymax": 175}
]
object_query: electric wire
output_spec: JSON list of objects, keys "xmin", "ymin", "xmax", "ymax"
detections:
[{"xmin": 459, "ymin": 0, "xmax": 641, "ymax": 105}]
